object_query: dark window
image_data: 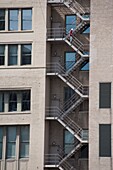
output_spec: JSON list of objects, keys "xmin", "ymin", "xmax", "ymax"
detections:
[
  {"xmin": 0, "ymin": 9, "xmax": 5, "ymax": 30},
  {"xmin": 19, "ymin": 126, "xmax": 30, "ymax": 158},
  {"xmin": 8, "ymin": 45, "xmax": 18, "ymax": 65},
  {"xmin": 8, "ymin": 9, "xmax": 18, "ymax": 31},
  {"xmin": 99, "ymin": 83, "xmax": 111, "ymax": 108},
  {"xmin": 9, "ymin": 92, "xmax": 17, "ymax": 112},
  {"xmin": 0, "ymin": 93, "xmax": 4, "ymax": 112},
  {"xmin": 80, "ymin": 144, "xmax": 88, "ymax": 158},
  {"xmin": 0, "ymin": 45, "xmax": 5, "ymax": 65},
  {"xmin": 99, "ymin": 124, "xmax": 111, "ymax": 157},
  {"xmin": 21, "ymin": 44, "xmax": 32, "ymax": 65},
  {"xmin": 21, "ymin": 9, "xmax": 32, "ymax": 30},
  {"xmin": 21, "ymin": 90, "xmax": 30, "ymax": 111}
]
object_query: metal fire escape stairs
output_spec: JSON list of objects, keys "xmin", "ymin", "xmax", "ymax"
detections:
[
  {"xmin": 47, "ymin": 0, "xmax": 90, "ymax": 72},
  {"xmin": 45, "ymin": 0, "xmax": 90, "ymax": 169}
]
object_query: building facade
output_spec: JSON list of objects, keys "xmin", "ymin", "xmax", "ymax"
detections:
[{"xmin": 0, "ymin": 0, "xmax": 112, "ymax": 170}]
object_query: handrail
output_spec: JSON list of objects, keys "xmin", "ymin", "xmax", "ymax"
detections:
[{"xmin": 46, "ymin": 62, "xmax": 89, "ymax": 95}]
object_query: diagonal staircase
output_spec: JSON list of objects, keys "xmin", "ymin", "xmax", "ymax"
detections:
[
  {"xmin": 46, "ymin": 106, "xmax": 88, "ymax": 143},
  {"xmin": 47, "ymin": 62, "xmax": 89, "ymax": 97}
]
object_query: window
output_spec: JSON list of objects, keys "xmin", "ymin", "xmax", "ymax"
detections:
[
  {"xmin": 0, "ymin": 125, "xmax": 30, "ymax": 160},
  {"xmin": 0, "ymin": 9, "xmax": 5, "ymax": 30},
  {"xmin": 8, "ymin": 45, "xmax": 18, "ymax": 65},
  {"xmin": 99, "ymin": 83, "xmax": 111, "ymax": 108},
  {"xmin": 0, "ymin": 90, "xmax": 30, "ymax": 113},
  {"xmin": 21, "ymin": 44, "xmax": 32, "ymax": 65},
  {"xmin": 99, "ymin": 124, "xmax": 111, "ymax": 157},
  {"xmin": 20, "ymin": 126, "xmax": 30, "ymax": 158},
  {"xmin": 83, "ymin": 26, "xmax": 90, "ymax": 34},
  {"xmin": 0, "ymin": 45, "xmax": 5, "ymax": 65},
  {"xmin": 21, "ymin": 9, "xmax": 32, "ymax": 30},
  {"xmin": 64, "ymin": 130, "xmax": 74, "ymax": 155},
  {"xmin": 8, "ymin": 9, "xmax": 18, "ymax": 31},
  {"xmin": 81, "ymin": 61, "xmax": 89, "ymax": 71},
  {"xmin": 65, "ymin": 52, "xmax": 76, "ymax": 71},
  {"xmin": 22, "ymin": 90, "xmax": 30, "ymax": 111},
  {"xmin": 9, "ymin": 92, "xmax": 17, "ymax": 112},
  {"xmin": 6, "ymin": 126, "xmax": 16, "ymax": 158},
  {"xmin": 79, "ymin": 144, "xmax": 88, "ymax": 158},
  {"xmin": 0, "ymin": 93, "xmax": 4, "ymax": 112},
  {"xmin": 0, "ymin": 44, "xmax": 32, "ymax": 66},
  {"xmin": 0, "ymin": 8, "xmax": 32, "ymax": 31},
  {"xmin": 66, "ymin": 15, "xmax": 76, "ymax": 34}
]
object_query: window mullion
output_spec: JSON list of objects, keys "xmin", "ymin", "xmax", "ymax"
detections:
[
  {"xmin": 4, "ymin": 92, "xmax": 9, "ymax": 112},
  {"xmin": 5, "ymin": 45, "xmax": 8, "ymax": 66},
  {"xmin": 18, "ymin": 9, "xmax": 21, "ymax": 31},
  {"xmin": 16, "ymin": 126, "xmax": 19, "ymax": 169},
  {"xmin": 2, "ymin": 127, "xmax": 6, "ymax": 163},
  {"xmin": 5, "ymin": 9, "xmax": 8, "ymax": 31}
]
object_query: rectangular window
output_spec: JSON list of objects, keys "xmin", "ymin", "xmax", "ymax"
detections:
[
  {"xmin": 66, "ymin": 15, "xmax": 76, "ymax": 34},
  {"xmin": 6, "ymin": 126, "xmax": 16, "ymax": 159},
  {"xmin": 21, "ymin": 9, "xmax": 32, "ymax": 30},
  {"xmin": 0, "ymin": 45, "xmax": 5, "ymax": 65},
  {"xmin": 8, "ymin": 45, "xmax": 18, "ymax": 65},
  {"xmin": 8, "ymin": 9, "xmax": 18, "ymax": 31},
  {"xmin": 9, "ymin": 92, "xmax": 17, "ymax": 112},
  {"xmin": 80, "ymin": 144, "xmax": 88, "ymax": 158},
  {"xmin": 0, "ymin": 9, "xmax": 5, "ymax": 30},
  {"xmin": 20, "ymin": 126, "xmax": 30, "ymax": 158},
  {"xmin": 0, "ymin": 93, "xmax": 4, "ymax": 112},
  {"xmin": 64, "ymin": 130, "xmax": 74, "ymax": 155},
  {"xmin": 0, "ymin": 127, "xmax": 3, "ymax": 159},
  {"xmin": 99, "ymin": 124, "xmax": 111, "ymax": 157},
  {"xmin": 21, "ymin": 90, "xmax": 30, "ymax": 111},
  {"xmin": 99, "ymin": 83, "xmax": 111, "ymax": 108},
  {"xmin": 21, "ymin": 44, "xmax": 32, "ymax": 65},
  {"xmin": 65, "ymin": 52, "xmax": 76, "ymax": 71}
]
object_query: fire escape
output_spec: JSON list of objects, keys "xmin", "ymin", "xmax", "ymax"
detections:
[{"xmin": 45, "ymin": 0, "xmax": 90, "ymax": 169}]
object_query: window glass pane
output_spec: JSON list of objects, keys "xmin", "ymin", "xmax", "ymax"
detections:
[
  {"xmin": 0, "ymin": 93, "xmax": 4, "ymax": 112},
  {"xmin": 9, "ymin": 92, "xmax": 17, "ymax": 112},
  {"xmin": 21, "ymin": 9, "xmax": 32, "ymax": 30},
  {"xmin": 99, "ymin": 83, "xmax": 111, "ymax": 108},
  {"xmin": 8, "ymin": 45, "xmax": 18, "ymax": 65},
  {"xmin": 0, "ymin": 9, "xmax": 5, "ymax": 30},
  {"xmin": 21, "ymin": 44, "xmax": 32, "ymax": 65},
  {"xmin": 9, "ymin": 10, "xmax": 18, "ymax": 31},
  {"xmin": 81, "ymin": 62, "xmax": 89, "ymax": 71},
  {"xmin": 21, "ymin": 90, "xmax": 30, "ymax": 111},
  {"xmin": 80, "ymin": 145, "xmax": 88, "ymax": 158},
  {"xmin": 65, "ymin": 52, "xmax": 76, "ymax": 71},
  {"xmin": 7, "ymin": 143, "xmax": 16, "ymax": 158},
  {"xmin": 6, "ymin": 127, "xmax": 16, "ymax": 159},
  {"xmin": 99, "ymin": 124, "xmax": 111, "ymax": 157},
  {"xmin": 66, "ymin": 15, "xmax": 76, "ymax": 34},
  {"xmin": 83, "ymin": 26, "xmax": 90, "ymax": 34},
  {"xmin": 64, "ymin": 130, "xmax": 74, "ymax": 154},
  {"xmin": 20, "ymin": 126, "xmax": 29, "ymax": 158},
  {"xmin": 0, "ymin": 45, "xmax": 5, "ymax": 65}
]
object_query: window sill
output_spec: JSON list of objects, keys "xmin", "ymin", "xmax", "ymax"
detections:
[
  {"xmin": 0, "ymin": 111, "xmax": 31, "ymax": 115},
  {"xmin": 0, "ymin": 65, "xmax": 45, "ymax": 69},
  {"xmin": 0, "ymin": 30, "xmax": 34, "ymax": 33}
]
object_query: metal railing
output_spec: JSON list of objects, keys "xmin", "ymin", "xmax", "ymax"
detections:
[
  {"xmin": 47, "ymin": 28, "xmax": 66, "ymax": 39},
  {"xmin": 46, "ymin": 62, "xmax": 89, "ymax": 95}
]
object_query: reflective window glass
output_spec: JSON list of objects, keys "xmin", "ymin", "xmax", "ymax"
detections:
[
  {"xmin": 8, "ymin": 10, "xmax": 18, "ymax": 30},
  {"xmin": 21, "ymin": 9, "xmax": 32, "ymax": 30},
  {"xmin": 9, "ymin": 92, "xmax": 17, "ymax": 112},
  {"xmin": 66, "ymin": 15, "xmax": 76, "ymax": 34}
]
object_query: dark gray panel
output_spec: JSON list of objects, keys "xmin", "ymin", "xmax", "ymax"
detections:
[
  {"xmin": 99, "ymin": 124, "xmax": 111, "ymax": 157},
  {"xmin": 99, "ymin": 83, "xmax": 111, "ymax": 108}
]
